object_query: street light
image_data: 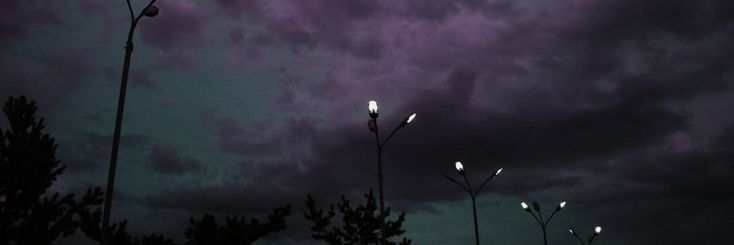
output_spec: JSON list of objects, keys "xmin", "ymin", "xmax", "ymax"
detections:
[
  {"xmin": 367, "ymin": 100, "xmax": 416, "ymax": 241},
  {"xmin": 519, "ymin": 200, "xmax": 567, "ymax": 245},
  {"xmin": 569, "ymin": 226, "xmax": 603, "ymax": 245},
  {"xmin": 101, "ymin": 1, "xmax": 158, "ymax": 244},
  {"xmin": 444, "ymin": 162, "xmax": 503, "ymax": 245},
  {"xmin": 455, "ymin": 161, "xmax": 465, "ymax": 173}
]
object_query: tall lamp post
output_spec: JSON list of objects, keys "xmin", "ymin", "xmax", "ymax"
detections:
[
  {"xmin": 569, "ymin": 226, "xmax": 602, "ymax": 245},
  {"xmin": 101, "ymin": 1, "xmax": 158, "ymax": 244},
  {"xmin": 519, "ymin": 200, "xmax": 567, "ymax": 245},
  {"xmin": 444, "ymin": 162, "xmax": 503, "ymax": 245},
  {"xmin": 367, "ymin": 100, "xmax": 416, "ymax": 240}
]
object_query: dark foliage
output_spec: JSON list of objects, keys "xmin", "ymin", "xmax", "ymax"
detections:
[
  {"xmin": 184, "ymin": 204, "xmax": 291, "ymax": 245},
  {"xmin": 137, "ymin": 233, "xmax": 177, "ymax": 245},
  {"xmin": 0, "ymin": 96, "xmax": 294, "ymax": 245},
  {"xmin": 76, "ymin": 187, "xmax": 143, "ymax": 245},
  {"xmin": 0, "ymin": 96, "xmax": 95, "ymax": 244},
  {"xmin": 0, "ymin": 96, "xmax": 177, "ymax": 245},
  {"xmin": 304, "ymin": 189, "xmax": 411, "ymax": 245}
]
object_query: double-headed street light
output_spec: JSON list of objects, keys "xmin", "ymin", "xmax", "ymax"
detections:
[
  {"xmin": 520, "ymin": 200, "xmax": 567, "ymax": 245},
  {"xmin": 367, "ymin": 100, "xmax": 416, "ymax": 240},
  {"xmin": 569, "ymin": 226, "xmax": 602, "ymax": 245},
  {"xmin": 444, "ymin": 162, "xmax": 503, "ymax": 245}
]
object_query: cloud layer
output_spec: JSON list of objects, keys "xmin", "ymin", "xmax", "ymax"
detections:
[{"xmin": 2, "ymin": 0, "xmax": 733, "ymax": 244}]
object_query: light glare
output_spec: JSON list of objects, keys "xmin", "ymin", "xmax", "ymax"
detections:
[
  {"xmin": 368, "ymin": 100, "xmax": 378, "ymax": 113},
  {"xmin": 455, "ymin": 161, "xmax": 464, "ymax": 172},
  {"xmin": 521, "ymin": 202, "xmax": 529, "ymax": 210},
  {"xmin": 495, "ymin": 168, "xmax": 503, "ymax": 175},
  {"xmin": 407, "ymin": 113, "xmax": 416, "ymax": 123},
  {"xmin": 595, "ymin": 226, "xmax": 602, "ymax": 234},
  {"xmin": 560, "ymin": 201, "xmax": 567, "ymax": 209}
]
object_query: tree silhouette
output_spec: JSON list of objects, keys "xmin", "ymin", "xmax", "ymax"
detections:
[
  {"xmin": 304, "ymin": 189, "xmax": 411, "ymax": 245},
  {"xmin": 0, "ymin": 96, "xmax": 104, "ymax": 244},
  {"xmin": 0, "ymin": 96, "xmax": 294, "ymax": 244},
  {"xmin": 76, "ymin": 187, "xmax": 175, "ymax": 245},
  {"xmin": 184, "ymin": 204, "xmax": 291, "ymax": 245}
]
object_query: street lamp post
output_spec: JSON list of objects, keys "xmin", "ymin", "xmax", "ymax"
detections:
[
  {"xmin": 101, "ymin": 1, "xmax": 158, "ymax": 244},
  {"xmin": 367, "ymin": 100, "xmax": 416, "ymax": 241},
  {"xmin": 519, "ymin": 200, "xmax": 567, "ymax": 245},
  {"xmin": 569, "ymin": 226, "xmax": 602, "ymax": 245},
  {"xmin": 444, "ymin": 162, "xmax": 503, "ymax": 245}
]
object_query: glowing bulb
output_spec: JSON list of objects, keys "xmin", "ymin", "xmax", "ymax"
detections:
[
  {"xmin": 595, "ymin": 226, "xmax": 602, "ymax": 234},
  {"xmin": 407, "ymin": 113, "xmax": 416, "ymax": 123},
  {"xmin": 521, "ymin": 202, "xmax": 529, "ymax": 210},
  {"xmin": 495, "ymin": 168, "xmax": 503, "ymax": 176},
  {"xmin": 368, "ymin": 100, "xmax": 378, "ymax": 114},
  {"xmin": 559, "ymin": 201, "xmax": 567, "ymax": 209},
  {"xmin": 455, "ymin": 161, "xmax": 464, "ymax": 172},
  {"xmin": 568, "ymin": 228, "xmax": 574, "ymax": 234}
]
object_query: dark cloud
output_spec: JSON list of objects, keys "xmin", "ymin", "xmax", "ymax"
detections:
[
  {"xmin": 139, "ymin": 1, "xmax": 209, "ymax": 51},
  {"xmin": 143, "ymin": 67, "xmax": 688, "ymax": 211},
  {"xmin": 144, "ymin": 180, "xmax": 292, "ymax": 215},
  {"xmin": 214, "ymin": 0, "xmax": 263, "ymax": 19},
  {"xmin": 0, "ymin": 1, "xmax": 60, "ymax": 42},
  {"xmin": 5, "ymin": 0, "xmax": 734, "ymax": 244},
  {"xmin": 58, "ymin": 133, "xmax": 150, "ymax": 173},
  {"xmin": 132, "ymin": 0, "xmax": 730, "ymax": 214},
  {"xmin": 0, "ymin": 49, "xmax": 99, "ymax": 115},
  {"xmin": 200, "ymin": 109, "xmax": 317, "ymax": 157},
  {"xmin": 148, "ymin": 142, "xmax": 202, "ymax": 175},
  {"xmin": 200, "ymin": 109, "xmax": 276, "ymax": 156},
  {"xmin": 559, "ymin": 0, "xmax": 734, "ymax": 44}
]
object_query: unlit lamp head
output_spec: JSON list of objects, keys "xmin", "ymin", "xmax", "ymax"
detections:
[{"xmin": 143, "ymin": 5, "xmax": 159, "ymax": 17}]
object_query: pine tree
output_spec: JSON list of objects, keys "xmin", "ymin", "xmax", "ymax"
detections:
[
  {"xmin": 304, "ymin": 189, "xmax": 411, "ymax": 245},
  {"xmin": 0, "ymin": 96, "xmax": 83, "ymax": 244},
  {"xmin": 184, "ymin": 204, "xmax": 291, "ymax": 244}
]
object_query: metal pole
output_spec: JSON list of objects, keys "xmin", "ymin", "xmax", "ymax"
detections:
[
  {"xmin": 542, "ymin": 226, "xmax": 548, "ymax": 245},
  {"xmin": 372, "ymin": 118, "xmax": 386, "ymax": 243},
  {"xmin": 101, "ymin": 26, "xmax": 135, "ymax": 245},
  {"xmin": 101, "ymin": 1, "xmax": 156, "ymax": 243},
  {"xmin": 471, "ymin": 195, "xmax": 480, "ymax": 245}
]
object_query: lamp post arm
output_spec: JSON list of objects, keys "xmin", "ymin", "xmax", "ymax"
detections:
[
  {"xmin": 545, "ymin": 209, "xmax": 560, "ymax": 226},
  {"xmin": 444, "ymin": 174, "xmax": 471, "ymax": 194},
  {"xmin": 126, "ymin": 0, "xmax": 135, "ymax": 23},
  {"xmin": 474, "ymin": 174, "xmax": 496, "ymax": 195},
  {"xmin": 537, "ymin": 209, "xmax": 545, "ymax": 227},
  {"xmin": 528, "ymin": 211, "xmax": 544, "ymax": 228},
  {"xmin": 571, "ymin": 232, "xmax": 585, "ymax": 245},
  {"xmin": 380, "ymin": 123, "xmax": 403, "ymax": 149},
  {"xmin": 133, "ymin": 0, "xmax": 158, "ymax": 24},
  {"xmin": 461, "ymin": 173, "xmax": 474, "ymax": 198},
  {"xmin": 588, "ymin": 234, "xmax": 598, "ymax": 245}
]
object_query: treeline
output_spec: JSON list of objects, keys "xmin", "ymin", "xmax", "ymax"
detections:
[{"xmin": 0, "ymin": 96, "xmax": 410, "ymax": 245}]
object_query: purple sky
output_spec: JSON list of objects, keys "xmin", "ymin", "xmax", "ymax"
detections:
[{"xmin": 2, "ymin": 0, "xmax": 734, "ymax": 244}]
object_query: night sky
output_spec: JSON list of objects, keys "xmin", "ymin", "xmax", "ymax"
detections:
[{"xmin": 2, "ymin": 0, "xmax": 734, "ymax": 244}]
